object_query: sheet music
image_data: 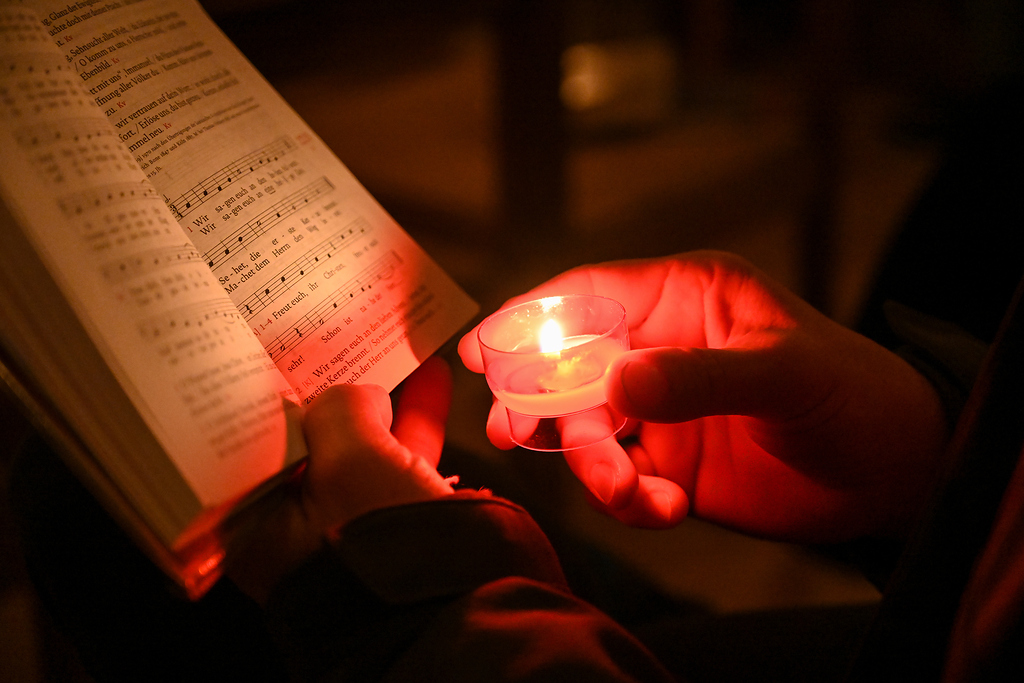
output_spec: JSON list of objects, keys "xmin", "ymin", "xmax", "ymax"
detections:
[
  {"xmin": 35, "ymin": 0, "xmax": 476, "ymax": 402},
  {"xmin": 1, "ymin": 0, "xmax": 476, "ymax": 514},
  {"xmin": 0, "ymin": 3, "xmax": 300, "ymax": 512},
  {"xmin": 165, "ymin": 135, "xmax": 295, "ymax": 220}
]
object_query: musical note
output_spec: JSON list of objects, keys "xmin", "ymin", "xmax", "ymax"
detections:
[
  {"xmin": 203, "ymin": 176, "xmax": 334, "ymax": 271},
  {"xmin": 263, "ymin": 251, "xmax": 401, "ymax": 360},
  {"xmin": 10, "ymin": 104, "xmax": 137, "ymax": 186},
  {"xmin": 100, "ymin": 244, "xmax": 203, "ymax": 283},
  {"xmin": 15, "ymin": 117, "xmax": 117, "ymax": 148},
  {"xmin": 236, "ymin": 217, "xmax": 372, "ymax": 320},
  {"xmin": 165, "ymin": 137, "xmax": 297, "ymax": 219},
  {"xmin": 72, "ymin": 198, "xmax": 175, "ymax": 255},
  {"xmin": 138, "ymin": 299, "xmax": 243, "ymax": 341},
  {"xmin": 58, "ymin": 182, "xmax": 162, "ymax": 218}
]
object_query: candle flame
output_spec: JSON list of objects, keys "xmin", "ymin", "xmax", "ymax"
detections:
[{"xmin": 539, "ymin": 319, "xmax": 564, "ymax": 353}]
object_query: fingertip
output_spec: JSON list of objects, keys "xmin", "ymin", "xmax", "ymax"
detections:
[
  {"xmin": 643, "ymin": 477, "xmax": 689, "ymax": 526},
  {"xmin": 563, "ymin": 440, "xmax": 640, "ymax": 510},
  {"xmin": 457, "ymin": 328, "xmax": 485, "ymax": 373},
  {"xmin": 586, "ymin": 461, "xmax": 619, "ymax": 506},
  {"xmin": 611, "ymin": 476, "xmax": 689, "ymax": 529},
  {"xmin": 364, "ymin": 383, "xmax": 394, "ymax": 426},
  {"xmin": 306, "ymin": 383, "xmax": 388, "ymax": 419},
  {"xmin": 303, "ymin": 383, "xmax": 392, "ymax": 448},
  {"xmin": 485, "ymin": 400, "xmax": 517, "ymax": 450}
]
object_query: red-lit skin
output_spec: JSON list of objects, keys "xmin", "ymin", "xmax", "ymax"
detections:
[
  {"xmin": 458, "ymin": 251, "xmax": 949, "ymax": 544},
  {"xmin": 228, "ymin": 356, "xmax": 454, "ymax": 603}
]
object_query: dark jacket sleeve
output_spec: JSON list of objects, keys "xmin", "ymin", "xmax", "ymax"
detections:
[
  {"xmin": 264, "ymin": 490, "xmax": 677, "ymax": 683},
  {"xmin": 883, "ymin": 301, "xmax": 989, "ymax": 430},
  {"xmin": 818, "ymin": 302, "xmax": 991, "ymax": 590}
]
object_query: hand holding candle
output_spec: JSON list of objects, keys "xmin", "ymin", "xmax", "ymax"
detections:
[
  {"xmin": 477, "ymin": 295, "xmax": 629, "ymax": 451},
  {"xmin": 461, "ymin": 252, "xmax": 948, "ymax": 537}
]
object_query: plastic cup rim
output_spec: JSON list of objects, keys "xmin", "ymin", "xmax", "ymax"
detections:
[{"xmin": 477, "ymin": 294, "xmax": 626, "ymax": 356}]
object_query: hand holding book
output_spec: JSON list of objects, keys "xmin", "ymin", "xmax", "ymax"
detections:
[
  {"xmin": 226, "ymin": 357, "xmax": 455, "ymax": 605},
  {"xmin": 0, "ymin": 0, "xmax": 477, "ymax": 596}
]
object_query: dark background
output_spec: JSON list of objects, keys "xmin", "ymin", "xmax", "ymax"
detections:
[{"xmin": 2, "ymin": 1, "xmax": 1021, "ymax": 679}]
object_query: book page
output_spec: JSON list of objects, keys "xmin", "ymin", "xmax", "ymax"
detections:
[
  {"xmin": 4, "ymin": 0, "xmax": 476, "ymax": 517},
  {"xmin": 41, "ymin": 0, "xmax": 478, "ymax": 403},
  {"xmin": 1, "ymin": 2, "xmax": 303, "ymax": 520}
]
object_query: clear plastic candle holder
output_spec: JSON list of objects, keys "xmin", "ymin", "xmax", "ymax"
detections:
[{"xmin": 477, "ymin": 295, "xmax": 629, "ymax": 451}]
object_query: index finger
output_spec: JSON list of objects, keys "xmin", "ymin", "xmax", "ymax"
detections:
[{"xmin": 391, "ymin": 356, "xmax": 452, "ymax": 467}]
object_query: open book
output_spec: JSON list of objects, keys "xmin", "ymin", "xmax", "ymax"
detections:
[{"xmin": 0, "ymin": 0, "xmax": 478, "ymax": 598}]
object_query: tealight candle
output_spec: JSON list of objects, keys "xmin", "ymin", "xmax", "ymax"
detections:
[{"xmin": 478, "ymin": 295, "xmax": 629, "ymax": 451}]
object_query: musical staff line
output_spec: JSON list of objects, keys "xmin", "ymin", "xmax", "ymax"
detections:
[
  {"xmin": 203, "ymin": 176, "xmax": 334, "ymax": 271},
  {"xmin": 101, "ymin": 243, "xmax": 203, "ymax": 284},
  {"xmin": 265, "ymin": 250, "xmax": 402, "ymax": 361},
  {"xmin": 239, "ymin": 217, "xmax": 372, "ymax": 321},
  {"xmin": 138, "ymin": 298, "xmax": 243, "ymax": 341},
  {"xmin": 57, "ymin": 182, "xmax": 162, "ymax": 217},
  {"xmin": 166, "ymin": 136, "xmax": 296, "ymax": 219},
  {"xmin": 14, "ymin": 117, "xmax": 116, "ymax": 149}
]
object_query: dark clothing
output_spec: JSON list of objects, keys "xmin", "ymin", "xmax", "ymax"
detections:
[
  {"xmin": 847, "ymin": 278, "xmax": 1024, "ymax": 683},
  {"xmin": 262, "ymin": 279, "xmax": 1024, "ymax": 682},
  {"xmin": 11, "ymin": 434, "xmax": 682, "ymax": 682},
  {"xmin": 265, "ymin": 493, "xmax": 675, "ymax": 682},
  {"xmin": 224, "ymin": 272, "xmax": 1024, "ymax": 683},
  {"xmin": 10, "ymin": 287, "xmax": 1024, "ymax": 682},
  {"xmin": 263, "ymin": 276, "xmax": 1024, "ymax": 683}
]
